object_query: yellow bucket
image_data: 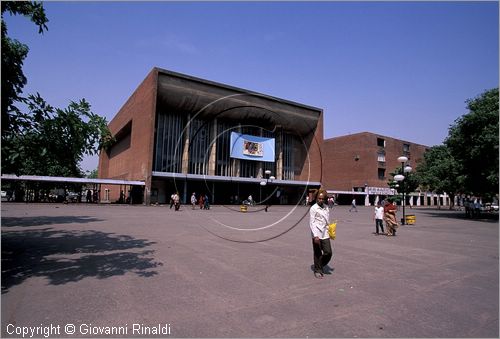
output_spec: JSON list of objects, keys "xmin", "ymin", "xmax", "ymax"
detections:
[
  {"xmin": 240, "ymin": 205, "xmax": 248, "ymax": 212},
  {"xmin": 405, "ymin": 214, "xmax": 416, "ymax": 225}
]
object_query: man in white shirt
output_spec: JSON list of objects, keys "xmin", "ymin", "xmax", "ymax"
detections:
[
  {"xmin": 374, "ymin": 203, "xmax": 385, "ymax": 235},
  {"xmin": 309, "ymin": 190, "xmax": 333, "ymax": 279}
]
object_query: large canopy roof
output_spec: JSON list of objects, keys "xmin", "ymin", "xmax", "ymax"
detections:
[{"xmin": 155, "ymin": 68, "xmax": 322, "ymax": 136}]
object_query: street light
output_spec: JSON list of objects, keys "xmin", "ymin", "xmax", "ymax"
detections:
[
  {"xmin": 260, "ymin": 170, "xmax": 275, "ymax": 212},
  {"xmin": 394, "ymin": 156, "xmax": 412, "ymax": 224}
]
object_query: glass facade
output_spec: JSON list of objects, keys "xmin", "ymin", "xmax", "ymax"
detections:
[{"xmin": 153, "ymin": 111, "xmax": 300, "ymax": 180}]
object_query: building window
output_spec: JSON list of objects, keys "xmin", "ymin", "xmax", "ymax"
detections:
[
  {"xmin": 188, "ymin": 118, "xmax": 211, "ymax": 175},
  {"xmin": 154, "ymin": 111, "xmax": 184, "ymax": 173},
  {"xmin": 378, "ymin": 168, "xmax": 385, "ymax": 180},
  {"xmin": 377, "ymin": 138, "xmax": 385, "ymax": 148},
  {"xmin": 282, "ymin": 133, "xmax": 296, "ymax": 180},
  {"xmin": 377, "ymin": 152, "xmax": 386, "ymax": 162},
  {"xmin": 216, "ymin": 121, "xmax": 232, "ymax": 176},
  {"xmin": 403, "ymin": 143, "xmax": 411, "ymax": 157}
]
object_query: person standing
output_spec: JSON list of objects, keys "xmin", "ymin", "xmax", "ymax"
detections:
[
  {"xmin": 384, "ymin": 200, "xmax": 398, "ymax": 236},
  {"xmin": 349, "ymin": 198, "xmax": 358, "ymax": 212},
  {"xmin": 190, "ymin": 192, "xmax": 197, "ymax": 210},
  {"xmin": 309, "ymin": 190, "xmax": 333, "ymax": 279},
  {"xmin": 173, "ymin": 192, "xmax": 180, "ymax": 211},
  {"xmin": 170, "ymin": 192, "xmax": 175, "ymax": 209},
  {"xmin": 373, "ymin": 203, "xmax": 385, "ymax": 235},
  {"xmin": 204, "ymin": 194, "xmax": 210, "ymax": 210}
]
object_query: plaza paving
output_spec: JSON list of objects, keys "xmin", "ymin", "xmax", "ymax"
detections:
[{"xmin": 1, "ymin": 202, "xmax": 498, "ymax": 338}]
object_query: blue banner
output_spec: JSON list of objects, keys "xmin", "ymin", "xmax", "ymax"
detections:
[{"xmin": 230, "ymin": 132, "xmax": 275, "ymax": 162}]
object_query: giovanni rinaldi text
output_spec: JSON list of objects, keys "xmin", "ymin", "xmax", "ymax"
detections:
[{"xmin": 6, "ymin": 323, "xmax": 172, "ymax": 337}]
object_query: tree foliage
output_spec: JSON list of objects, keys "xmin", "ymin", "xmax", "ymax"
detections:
[
  {"xmin": 414, "ymin": 145, "xmax": 461, "ymax": 208},
  {"xmin": 414, "ymin": 88, "xmax": 499, "ymax": 201},
  {"xmin": 1, "ymin": 1, "xmax": 114, "ymax": 177},
  {"xmin": 1, "ymin": 1, "xmax": 48, "ymax": 135},
  {"xmin": 387, "ymin": 166, "xmax": 419, "ymax": 203},
  {"xmin": 2, "ymin": 94, "xmax": 114, "ymax": 177},
  {"xmin": 445, "ymin": 88, "xmax": 499, "ymax": 196}
]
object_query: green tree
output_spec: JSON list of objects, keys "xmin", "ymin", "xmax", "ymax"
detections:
[
  {"xmin": 3, "ymin": 94, "xmax": 114, "ymax": 177},
  {"xmin": 445, "ymin": 88, "xmax": 499, "ymax": 197},
  {"xmin": 414, "ymin": 145, "xmax": 461, "ymax": 209},
  {"xmin": 1, "ymin": 1, "xmax": 114, "ymax": 177},
  {"xmin": 86, "ymin": 169, "xmax": 99, "ymax": 179},
  {"xmin": 387, "ymin": 166, "xmax": 419, "ymax": 204},
  {"xmin": 1, "ymin": 1, "xmax": 48, "ymax": 135}
]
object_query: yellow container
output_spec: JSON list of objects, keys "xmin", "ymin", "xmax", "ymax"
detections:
[
  {"xmin": 405, "ymin": 214, "xmax": 416, "ymax": 225},
  {"xmin": 240, "ymin": 205, "xmax": 248, "ymax": 212}
]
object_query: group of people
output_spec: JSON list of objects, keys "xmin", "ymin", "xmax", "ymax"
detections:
[
  {"xmin": 373, "ymin": 200, "xmax": 398, "ymax": 236},
  {"xmin": 308, "ymin": 192, "xmax": 404, "ymax": 279},
  {"xmin": 170, "ymin": 192, "xmax": 211, "ymax": 211}
]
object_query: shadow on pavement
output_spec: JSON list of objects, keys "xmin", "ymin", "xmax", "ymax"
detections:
[
  {"xmin": 1, "ymin": 228, "xmax": 162, "ymax": 294},
  {"xmin": 1, "ymin": 215, "xmax": 102, "ymax": 227},
  {"xmin": 416, "ymin": 209, "xmax": 499, "ymax": 223}
]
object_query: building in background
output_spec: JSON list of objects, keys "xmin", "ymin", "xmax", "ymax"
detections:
[
  {"xmin": 322, "ymin": 132, "xmax": 449, "ymax": 206},
  {"xmin": 98, "ymin": 68, "xmax": 323, "ymax": 205}
]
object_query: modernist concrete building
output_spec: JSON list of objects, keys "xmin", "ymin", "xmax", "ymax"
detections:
[
  {"xmin": 322, "ymin": 132, "xmax": 437, "ymax": 206},
  {"xmin": 98, "ymin": 68, "xmax": 323, "ymax": 205}
]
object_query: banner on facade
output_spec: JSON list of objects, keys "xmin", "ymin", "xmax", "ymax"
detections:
[{"xmin": 230, "ymin": 132, "xmax": 275, "ymax": 162}]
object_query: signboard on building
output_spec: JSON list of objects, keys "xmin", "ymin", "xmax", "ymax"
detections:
[
  {"xmin": 230, "ymin": 132, "xmax": 275, "ymax": 162},
  {"xmin": 367, "ymin": 187, "xmax": 395, "ymax": 195}
]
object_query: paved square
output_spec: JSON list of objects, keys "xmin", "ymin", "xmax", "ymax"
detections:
[{"xmin": 2, "ymin": 203, "xmax": 498, "ymax": 337}]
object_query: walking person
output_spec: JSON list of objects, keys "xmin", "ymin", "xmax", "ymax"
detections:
[
  {"xmin": 190, "ymin": 192, "xmax": 197, "ymax": 210},
  {"xmin": 204, "ymin": 194, "xmax": 210, "ymax": 210},
  {"xmin": 173, "ymin": 192, "xmax": 181, "ymax": 211},
  {"xmin": 373, "ymin": 203, "xmax": 385, "ymax": 235},
  {"xmin": 309, "ymin": 190, "xmax": 333, "ymax": 279},
  {"xmin": 349, "ymin": 198, "xmax": 358, "ymax": 212},
  {"xmin": 170, "ymin": 192, "xmax": 175, "ymax": 209},
  {"xmin": 384, "ymin": 200, "xmax": 398, "ymax": 236}
]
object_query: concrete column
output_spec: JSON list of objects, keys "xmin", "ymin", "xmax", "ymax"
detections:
[
  {"xmin": 208, "ymin": 119, "xmax": 217, "ymax": 176},
  {"xmin": 365, "ymin": 193, "xmax": 370, "ymax": 206},
  {"xmin": 417, "ymin": 194, "xmax": 421, "ymax": 206},
  {"xmin": 276, "ymin": 129, "xmax": 283, "ymax": 180},
  {"xmin": 181, "ymin": 114, "xmax": 191, "ymax": 174}
]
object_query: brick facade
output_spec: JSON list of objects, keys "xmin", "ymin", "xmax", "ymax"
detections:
[{"xmin": 322, "ymin": 132, "xmax": 429, "ymax": 192}]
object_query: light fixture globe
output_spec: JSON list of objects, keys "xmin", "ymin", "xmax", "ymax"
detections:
[
  {"xmin": 404, "ymin": 166, "xmax": 412, "ymax": 173},
  {"xmin": 394, "ymin": 174, "xmax": 405, "ymax": 182},
  {"xmin": 397, "ymin": 156, "xmax": 408, "ymax": 163},
  {"xmin": 260, "ymin": 181, "xmax": 267, "ymax": 186},
  {"xmin": 269, "ymin": 176, "xmax": 275, "ymax": 181},
  {"xmin": 264, "ymin": 170, "xmax": 271, "ymax": 175}
]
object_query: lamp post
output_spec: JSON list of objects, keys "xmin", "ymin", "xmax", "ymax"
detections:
[
  {"xmin": 260, "ymin": 169, "xmax": 275, "ymax": 212},
  {"xmin": 394, "ymin": 156, "xmax": 412, "ymax": 225}
]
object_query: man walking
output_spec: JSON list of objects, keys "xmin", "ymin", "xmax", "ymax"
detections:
[
  {"xmin": 309, "ymin": 190, "xmax": 333, "ymax": 279},
  {"xmin": 349, "ymin": 198, "xmax": 358, "ymax": 212}
]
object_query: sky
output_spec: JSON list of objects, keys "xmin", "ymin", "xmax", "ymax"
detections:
[{"xmin": 3, "ymin": 1, "xmax": 499, "ymax": 173}]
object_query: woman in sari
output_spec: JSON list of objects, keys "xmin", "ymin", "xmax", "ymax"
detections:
[{"xmin": 384, "ymin": 200, "xmax": 398, "ymax": 236}]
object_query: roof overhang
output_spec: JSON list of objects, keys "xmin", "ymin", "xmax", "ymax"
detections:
[
  {"xmin": 1, "ymin": 174, "xmax": 145, "ymax": 186},
  {"xmin": 155, "ymin": 68, "xmax": 322, "ymax": 136}
]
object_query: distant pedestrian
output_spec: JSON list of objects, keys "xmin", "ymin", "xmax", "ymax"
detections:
[
  {"xmin": 328, "ymin": 196, "xmax": 334, "ymax": 209},
  {"xmin": 349, "ymin": 198, "xmax": 358, "ymax": 212},
  {"xmin": 170, "ymin": 193, "xmax": 175, "ymax": 209},
  {"xmin": 173, "ymin": 192, "xmax": 180, "ymax": 211},
  {"xmin": 373, "ymin": 203, "xmax": 385, "ymax": 235},
  {"xmin": 204, "ymin": 194, "xmax": 210, "ymax": 210},
  {"xmin": 198, "ymin": 194, "xmax": 204, "ymax": 209},
  {"xmin": 190, "ymin": 192, "xmax": 197, "ymax": 210}
]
